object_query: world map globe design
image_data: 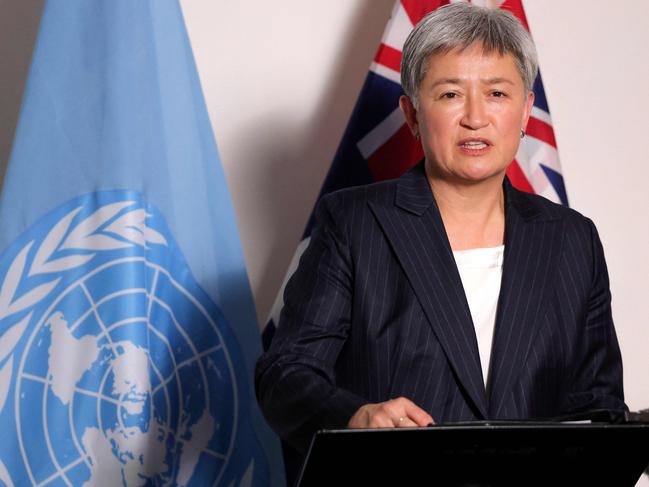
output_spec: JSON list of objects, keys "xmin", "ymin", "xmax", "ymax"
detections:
[{"xmin": 0, "ymin": 193, "xmax": 257, "ymax": 486}]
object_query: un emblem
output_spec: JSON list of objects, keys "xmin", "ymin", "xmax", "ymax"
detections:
[{"xmin": 0, "ymin": 191, "xmax": 267, "ymax": 486}]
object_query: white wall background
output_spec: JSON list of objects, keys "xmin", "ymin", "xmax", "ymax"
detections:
[{"xmin": 1, "ymin": 0, "xmax": 648, "ymax": 481}]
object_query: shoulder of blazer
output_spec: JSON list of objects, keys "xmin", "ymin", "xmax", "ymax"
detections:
[
  {"xmin": 506, "ymin": 180, "xmax": 598, "ymax": 238},
  {"xmin": 316, "ymin": 177, "xmax": 400, "ymax": 228},
  {"xmin": 317, "ymin": 162, "xmax": 430, "ymax": 221}
]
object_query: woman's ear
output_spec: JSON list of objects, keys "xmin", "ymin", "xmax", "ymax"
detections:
[
  {"xmin": 399, "ymin": 95, "xmax": 419, "ymax": 138},
  {"xmin": 521, "ymin": 90, "xmax": 535, "ymax": 131}
]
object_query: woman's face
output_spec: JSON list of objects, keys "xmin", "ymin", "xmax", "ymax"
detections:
[{"xmin": 400, "ymin": 43, "xmax": 534, "ymax": 185}]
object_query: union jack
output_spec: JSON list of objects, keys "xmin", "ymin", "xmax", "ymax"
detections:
[{"xmin": 264, "ymin": 0, "xmax": 566, "ymax": 348}]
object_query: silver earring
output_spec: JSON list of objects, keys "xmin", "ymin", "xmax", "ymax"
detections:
[
  {"xmin": 520, "ymin": 129, "xmax": 525, "ymax": 139},
  {"xmin": 414, "ymin": 132, "xmax": 420, "ymax": 140}
]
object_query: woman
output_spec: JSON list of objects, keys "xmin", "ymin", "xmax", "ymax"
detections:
[{"xmin": 255, "ymin": 2, "xmax": 626, "ymax": 454}]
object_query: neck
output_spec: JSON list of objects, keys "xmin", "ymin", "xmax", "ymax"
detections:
[{"xmin": 425, "ymin": 165, "xmax": 506, "ymax": 251}]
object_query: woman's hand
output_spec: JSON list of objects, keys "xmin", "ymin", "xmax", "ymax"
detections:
[{"xmin": 347, "ymin": 397, "xmax": 434, "ymax": 428}]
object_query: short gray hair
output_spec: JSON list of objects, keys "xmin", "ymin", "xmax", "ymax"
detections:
[{"xmin": 401, "ymin": 3, "xmax": 538, "ymax": 108}]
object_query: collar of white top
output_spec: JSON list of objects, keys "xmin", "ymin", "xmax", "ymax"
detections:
[{"xmin": 452, "ymin": 245, "xmax": 504, "ymax": 268}]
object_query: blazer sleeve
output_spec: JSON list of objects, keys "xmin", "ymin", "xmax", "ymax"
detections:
[
  {"xmin": 255, "ymin": 193, "xmax": 366, "ymax": 453},
  {"xmin": 561, "ymin": 218, "xmax": 627, "ymax": 415}
]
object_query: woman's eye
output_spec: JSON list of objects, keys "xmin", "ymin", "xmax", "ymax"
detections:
[
  {"xmin": 491, "ymin": 91, "xmax": 506, "ymax": 97},
  {"xmin": 442, "ymin": 92, "xmax": 457, "ymax": 99}
]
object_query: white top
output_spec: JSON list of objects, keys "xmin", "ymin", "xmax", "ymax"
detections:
[{"xmin": 452, "ymin": 245, "xmax": 505, "ymax": 387}]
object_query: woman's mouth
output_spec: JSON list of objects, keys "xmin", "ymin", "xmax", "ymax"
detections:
[{"xmin": 458, "ymin": 138, "xmax": 491, "ymax": 154}]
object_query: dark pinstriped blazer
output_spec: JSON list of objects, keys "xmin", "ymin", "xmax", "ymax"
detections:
[{"xmin": 255, "ymin": 162, "xmax": 626, "ymax": 453}]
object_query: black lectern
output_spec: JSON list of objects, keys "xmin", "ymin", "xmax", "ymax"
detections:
[{"xmin": 297, "ymin": 421, "xmax": 649, "ymax": 486}]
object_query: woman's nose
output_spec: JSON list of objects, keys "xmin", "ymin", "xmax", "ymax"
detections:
[{"xmin": 460, "ymin": 96, "xmax": 488, "ymax": 130}]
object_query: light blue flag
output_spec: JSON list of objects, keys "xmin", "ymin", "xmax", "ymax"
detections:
[{"xmin": 0, "ymin": 1, "xmax": 284, "ymax": 485}]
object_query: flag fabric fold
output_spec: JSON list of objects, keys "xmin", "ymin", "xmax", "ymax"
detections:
[{"xmin": 0, "ymin": 1, "xmax": 283, "ymax": 485}]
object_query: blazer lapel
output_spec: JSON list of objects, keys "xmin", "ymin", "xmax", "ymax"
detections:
[
  {"xmin": 488, "ymin": 180, "xmax": 563, "ymax": 417},
  {"xmin": 369, "ymin": 163, "xmax": 488, "ymax": 418}
]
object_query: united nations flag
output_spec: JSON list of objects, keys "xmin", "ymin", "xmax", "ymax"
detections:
[{"xmin": 0, "ymin": 1, "xmax": 284, "ymax": 485}]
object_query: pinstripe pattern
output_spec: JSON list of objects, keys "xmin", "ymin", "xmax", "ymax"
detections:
[{"xmin": 255, "ymin": 162, "xmax": 626, "ymax": 453}]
